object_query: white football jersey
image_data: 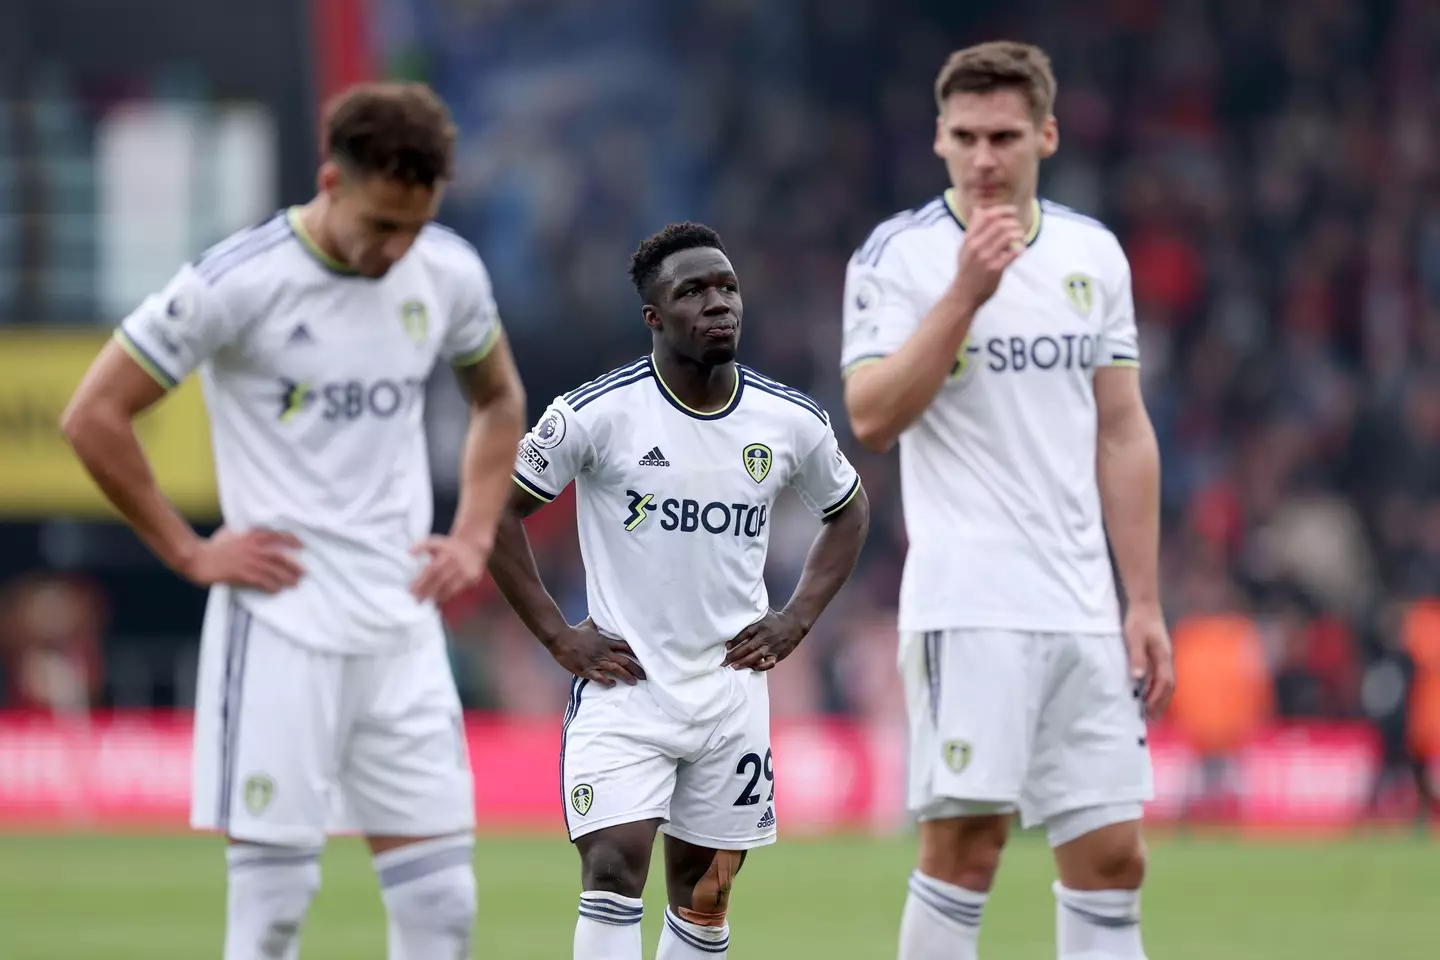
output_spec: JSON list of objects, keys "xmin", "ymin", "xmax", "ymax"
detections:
[
  {"xmin": 512, "ymin": 357, "xmax": 861, "ymax": 723},
  {"xmin": 117, "ymin": 209, "xmax": 502, "ymax": 653},
  {"xmin": 841, "ymin": 191, "xmax": 1139, "ymax": 634}
]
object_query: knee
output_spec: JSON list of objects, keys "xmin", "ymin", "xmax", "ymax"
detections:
[
  {"xmin": 678, "ymin": 849, "xmax": 745, "ymax": 925},
  {"xmin": 1094, "ymin": 836, "xmax": 1146, "ymax": 889},
  {"xmin": 1050, "ymin": 804, "xmax": 1148, "ymax": 890},
  {"xmin": 581, "ymin": 837, "xmax": 650, "ymax": 899},
  {"xmin": 917, "ymin": 816, "xmax": 1009, "ymax": 892},
  {"xmin": 389, "ymin": 867, "xmax": 477, "ymax": 935},
  {"xmin": 375, "ymin": 836, "xmax": 477, "ymax": 937},
  {"xmin": 1056, "ymin": 823, "xmax": 1147, "ymax": 891},
  {"xmin": 433, "ymin": 873, "xmax": 477, "ymax": 936},
  {"xmin": 226, "ymin": 843, "xmax": 322, "ymax": 956}
]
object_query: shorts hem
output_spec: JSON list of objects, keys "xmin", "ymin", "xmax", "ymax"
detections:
[
  {"xmin": 566, "ymin": 807, "xmax": 671, "ymax": 842},
  {"xmin": 1043, "ymin": 802, "xmax": 1146, "ymax": 848},
  {"xmin": 659, "ymin": 822, "xmax": 778, "ymax": 851},
  {"xmin": 192, "ymin": 818, "xmax": 327, "ymax": 847},
  {"xmin": 909, "ymin": 785, "xmax": 1021, "ymax": 815},
  {"xmin": 352, "ymin": 817, "xmax": 477, "ymax": 838},
  {"xmin": 1020, "ymin": 788, "xmax": 1154, "ymax": 828},
  {"xmin": 912, "ymin": 802, "xmax": 1019, "ymax": 822}
]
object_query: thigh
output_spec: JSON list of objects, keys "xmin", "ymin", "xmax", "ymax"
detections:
[
  {"xmin": 667, "ymin": 674, "xmax": 776, "ymax": 850},
  {"xmin": 341, "ymin": 623, "xmax": 475, "ymax": 838},
  {"xmin": 563, "ymin": 680, "xmax": 682, "ymax": 842},
  {"xmin": 1022, "ymin": 633, "xmax": 1154, "ymax": 828},
  {"xmin": 190, "ymin": 594, "xmax": 344, "ymax": 846},
  {"xmin": 901, "ymin": 629, "xmax": 1039, "ymax": 816}
]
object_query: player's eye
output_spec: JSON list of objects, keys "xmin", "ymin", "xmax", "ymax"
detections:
[{"xmin": 721, "ymin": 283, "xmax": 739, "ymax": 293}]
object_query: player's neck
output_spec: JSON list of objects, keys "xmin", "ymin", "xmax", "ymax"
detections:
[
  {"xmin": 295, "ymin": 198, "xmax": 353, "ymax": 270},
  {"xmin": 948, "ymin": 188, "xmax": 1037, "ymax": 236},
  {"xmin": 651, "ymin": 351, "xmax": 738, "ymax": 413}
]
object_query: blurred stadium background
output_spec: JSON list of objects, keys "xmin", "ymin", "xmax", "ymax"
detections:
[{"xmin": 1, "ymin": 0, "xmax": 1437, "ymax": 956}]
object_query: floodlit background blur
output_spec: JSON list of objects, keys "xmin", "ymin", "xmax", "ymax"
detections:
[{"xmin": 1, "ymin": 4, "xmax": 1438, "ymax": 950}]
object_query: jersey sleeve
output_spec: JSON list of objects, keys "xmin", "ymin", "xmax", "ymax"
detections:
[
  {"xmin": 1097, "ymin": 253, "xmax": 1140, "ymax": 368},
  {"xmin": 511, "ymin": 397, "xmax": 592, "ymax": 504},
  {"xmin": 840, "ymin": 247, "xmax": 924, "ymax": 378},
  {"xmin": 788, "ymin": 416, "xmax": 862, "ymax": 520},
  {"xmin": 114, "ymin": 264, "xmax": 240, "ymax": 389},
  {"xmin": 440, "ymin": 253, "xmax": 503, "ymax": 367}
]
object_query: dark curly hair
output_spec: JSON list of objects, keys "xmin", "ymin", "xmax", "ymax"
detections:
[
  {"xmin": 323, "ymin": 81, "xmax": 456, "ymax": 187},
  {"xmin": 628, "ymin": 222, "xmax": 728, "ymax": 301}
]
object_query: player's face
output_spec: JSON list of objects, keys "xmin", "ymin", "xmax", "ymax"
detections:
[
  {"xmin": 648, "ymin": 248, "xmax": 743, "ymax": 365},
  {"xmin": 322, "ymin": 164, "xmax": 443, "ymax": 278},
  {"xmin": 934, "ymin": 88, "xmax": 1057, "ymax": 212}
]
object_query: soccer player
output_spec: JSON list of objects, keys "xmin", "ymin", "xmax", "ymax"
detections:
[
  {"xmin": 840, "ymin": 42, "xmax": 1174, "ymax": 960},
  {"xmin": 488, "ymin": 222, "xmax": 870, "ymax": 959},
  {"xmin": 61, "ymin": 82, "xmax": 527, "ymax": 959}
]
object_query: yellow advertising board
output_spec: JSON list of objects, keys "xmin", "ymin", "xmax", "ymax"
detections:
[{"xmin": 0, "ymin": 329, "xmax": 218, "ymax": 519}]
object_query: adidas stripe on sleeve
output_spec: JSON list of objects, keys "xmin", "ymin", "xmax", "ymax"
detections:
[
  {"xmin": 839, "ymin": 212, "xmax": 937, "ymax": 378},
  {"xmin": 115, "ymin": 215, "xmax": 291, "ymax": 389},
  {"xmin": 788, "ymin": 417, "xmax": 861, "ymax": 520},
  {"xmin": 116, "ymin": 263, "xmax": 245, "ymax": 389},
  {"xmin": 512, "ymin": 397, "xmax": 594, "ymax": 503},
  {"xmin": 436, "ymin": 235, "xmax": 504, "ymax": 368},
  {"xmin": 1097, "ymin": 253, "xmax": 1140, "ymax": 369}
]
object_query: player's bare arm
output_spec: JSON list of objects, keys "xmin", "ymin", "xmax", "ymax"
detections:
[
  {"xmin": 1094, "ymin": 364, "xmax": 1173, "ymax": 717},
  {"xmin": 723, "ymin": 484, "xmax": 871, "ymax": 671},
  {"xmin": 410, "ymin": 331, "xmax": 527, "ymax": 604},
  {"xmin": 61, "ymin": 341, "xmax": 303, "ymax": 592},
  {"xmin": 845, "ymin": 204, "xmax": 1024, "ymax": 452},
  {"xmin": 487, "ymin": 483, "xmax": 645, "ymax": 686}
]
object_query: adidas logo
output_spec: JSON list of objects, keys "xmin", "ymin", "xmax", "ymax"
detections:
[
  {"xmin": 287, "ymin": 323, "xmax": 314, "ymax": 345},
  {"xmin": 637, "ymin": 446, "xmax": 670, "ymax": 467},
  {"xmin": 756, "ymin": 806, "xmax": 775, "ymax": 830}
]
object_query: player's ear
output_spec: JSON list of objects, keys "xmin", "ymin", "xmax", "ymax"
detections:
[
  {"xmin": 317, "ymin": 160, "xmax": 345, "ymax": 198},
  {"xmin": 1037, "ymin": 115, "xmax": 1059, "ymax": 159},
  {"xmin": 932, "ymin": 114, "xmax": 947, "ymax": 159},
  {"xmin": 641, "ymin": 304, "xmax": 663, "ymax": 332}
]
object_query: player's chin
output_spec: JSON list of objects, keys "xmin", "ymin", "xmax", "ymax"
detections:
[
  {"xmin": 968, "ymin": 184, "xmax": 1012, "ymax": 207},
  {"xmin": 697, "ymin": 336, "xmax": 739, "ymax": 365}
]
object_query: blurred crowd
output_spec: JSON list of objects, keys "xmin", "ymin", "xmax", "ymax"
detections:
[{"xmin": 1, "ymin": 0, "xmax": 1438, "ymax": 784}]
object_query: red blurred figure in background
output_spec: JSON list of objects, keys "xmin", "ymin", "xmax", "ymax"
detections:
[{"xmin": 0, "ymin": 574, "xmax": 106, "ymax": 717}]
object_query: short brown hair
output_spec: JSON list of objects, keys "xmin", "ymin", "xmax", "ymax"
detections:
[
  {"xmin": 934, "ymin": 41, "xmax": 1056, "ymax": 125},
  {"xmin": 322, "ymin": 81, "xmax": 456, "ymax": 187}
]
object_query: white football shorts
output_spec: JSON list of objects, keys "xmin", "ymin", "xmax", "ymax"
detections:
[
  {"xmin": 900, "ymin": 628, "xmax": 1153, "ymax": 838},
  {"xmin": 190, "ymin": 587, "xmax": 475, "ymax": 846},
  {"xmin": 560, "ymin": 670, "xmax": 777, "ymax": 850}
]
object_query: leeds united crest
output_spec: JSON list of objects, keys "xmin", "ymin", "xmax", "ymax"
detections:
[{"xmin": 743, "ymin": 444, "xmax": 772, "ymax": 483}]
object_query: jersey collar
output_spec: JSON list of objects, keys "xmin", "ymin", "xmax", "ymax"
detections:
[
  {"xmin": 649, "ymin": 355, "xmax": 744, "ymax": 421},
  {"xmin": 287, "ymin": 207, "xmax": 360, "ymax": 276},
  {"xmin": 942, "ymin": 190, "xmax": 1043, "ymax": 247}
]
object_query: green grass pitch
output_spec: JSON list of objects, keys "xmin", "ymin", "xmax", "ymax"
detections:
[{"xmin": 0, "ymin": 830, "xmax": 1433, "ymax": 958}]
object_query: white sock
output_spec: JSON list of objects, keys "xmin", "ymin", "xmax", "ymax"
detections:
[
  {"xmin": 1053, "ymin": 883, "xmax": 1146, "ymax": 959},
  {"xmin": 224, "ymin": 843, "xmax": 321, "ymax": 960},
  {"xmin": 899, "ymin": 869, "xmax": 986, "ymax": 960},
  {"xmin": 374, "ymin": 835, "xmax": 477, "ymax": 960},
  {"xmin": 574, "ymin": 891, "xmax": 643, "ymax": 959},
  {"xmin": 657, "ymin": 907, "xmax": 729, "ymax": 957}
]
